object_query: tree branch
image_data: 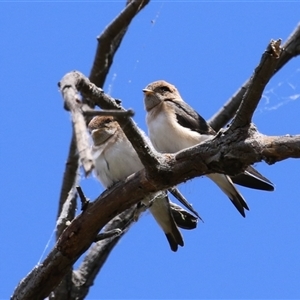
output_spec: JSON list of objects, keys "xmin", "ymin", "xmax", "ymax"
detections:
[
  {"xmin": 83, "ymin": 109, "xmax": 135, "ymax": 118},
  {"xmin": 71, "ymin": 207, "xmax": 136, "ymax": 299},
  {"xmin": 59, "ymin": 73, "xmax": 94, "ymax": 176},
  {"xmin": 89, "ymin": 0, "xmax": 150, "ymax": 89},
  {"xmin": 230, "ymin": 39, "xmax": 281, "ymax": 130},
  {"xmin": 208, "ymin": 23, "xmax": 300, "ymax": 131},
  {"xmin": 56, "ymin": 134, "xmax": 78, "ymax": 227},
  {"xmin": 175, "ymin": 128, "xmax": 300, "ymax": 176}
]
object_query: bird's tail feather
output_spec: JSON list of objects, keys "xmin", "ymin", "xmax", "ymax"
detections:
[
  {"xmin": 207, "ymin": 173, "xmax": 249, "ymax": 217},
  {"xmin": 148, "ymin": 194, "xmax": 184, "ymax": 252}
]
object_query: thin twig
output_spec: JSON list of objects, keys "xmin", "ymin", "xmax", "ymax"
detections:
[
  {"xmin": 56, "ymin": 184, "xmax": 78, "ymax": 239},
  {"xmin": 83, "ymin": 109, "xmax": 135, "ymax": 118},
  {"xmin": 94, "ymin": 229, "xmax": 122, "ymax": 242},
  {"xmin": 76, "ymin": 186, "xmax": 90, "ymax": 211},
  {"xmin": 56, "ymin": 134, "xmax": 78, "ymax": 232}
]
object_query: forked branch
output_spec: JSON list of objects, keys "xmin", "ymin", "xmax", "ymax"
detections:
[
  {"xmin": 12, "ymin": 29, "xmax": 300, "ymax": 300},
  {"xmin": 208, "ymin": 24, "xmax": 300, "ymax": 131}
]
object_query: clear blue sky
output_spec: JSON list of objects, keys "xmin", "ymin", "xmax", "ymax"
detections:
[{"xmin": 1, "ymin": 2, "xmax": 300, "ymax": 299}]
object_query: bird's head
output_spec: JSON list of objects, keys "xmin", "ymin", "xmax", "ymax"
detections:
[
  {"xmin": 143, "ymin": 80, "xmax": 181, "ymax": 111},
  {"xmin": 88, "ymin": 116, "xmax": 119, "ymax": 146}
]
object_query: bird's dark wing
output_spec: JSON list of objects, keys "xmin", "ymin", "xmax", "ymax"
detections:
[
  {"xmin": 165, "ymin": 99, "xmax": 216, "ymax": 135},
  {"xmin": 231, "ymin": 166, "xmax": 274, "ymax": 191},
  {"xmin": 164, "ymin": 99, "xmax": 274, "ymax": 192}
]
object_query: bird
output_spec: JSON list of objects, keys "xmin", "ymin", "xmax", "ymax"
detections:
[
  {"xmin": 143, "ymin": 80, "xmax": 274, "ymax": 217},
  {"xmin": 88, "ymin": 115, "xmax": 198, "ymax": 251}
]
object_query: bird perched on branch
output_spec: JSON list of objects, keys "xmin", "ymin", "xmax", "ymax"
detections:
[
  {"xmin": 143, "ymin": 80, "xmax": 274, "ymax": 217},
  {"xmin": 88, "ymin": 115, "xmax": 199, "ymax": 252}
]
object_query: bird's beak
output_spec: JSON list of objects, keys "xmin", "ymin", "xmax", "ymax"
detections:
[
  {"xmin": 142, "ymin": 88, "xmax": 154, "ymax": 96},
  {"xmin": 91, "ymin": 128, "xmax": 100, "ymax": 134},
  {"xmin": 91, "ymin": 128, "xmax": 112, "ymax": 146}
]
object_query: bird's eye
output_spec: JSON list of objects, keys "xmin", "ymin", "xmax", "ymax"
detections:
[
  {"xmin": 104, "ymin": 118, "xmax": 112, "ymax": 124},
  {"xmin": 160, "ymin": 86, "xmax": 171, "ymax": 93}
]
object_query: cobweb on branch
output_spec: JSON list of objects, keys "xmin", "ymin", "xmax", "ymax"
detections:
[
  {"xmin": 106, "ymin": 2, "xmax": 165, "ymax": 95},
  {"xmin": 257, "ymin": 68, "xmax": 300, "ymax": 114}
]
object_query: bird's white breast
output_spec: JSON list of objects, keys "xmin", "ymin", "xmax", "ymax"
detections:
[
  {"xmin": 147, "ymin": 105, "xmax": 209, "ymax": 153},
  {"xmin": 92, "ymin": 135, "xmax": 144, "ymax": 188}
]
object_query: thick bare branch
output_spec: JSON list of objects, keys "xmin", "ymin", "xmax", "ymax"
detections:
[
  {"xmin": 230, "ymin": 39, "xmax": 281, "ymax": 130},
  {"xmin": 259, "ymin": 134, "xmax": 300, "ymax": 163},
  {"xmin": 208, "ymin": 23, "xmax": 300, "ymax": 131},
  {"xmin": 59, "ymin": 73, "xmax": 94, "ymax": 176},
  {"xmin": 71, "ymin": 208, "xmax": 136, "ymax": 299},
  {"xmin": 176, "ymin": 129, "xmax": 300, "ymax": 176}
]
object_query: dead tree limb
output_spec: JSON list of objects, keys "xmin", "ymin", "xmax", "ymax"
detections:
[
  {"xmin": 230, "ymin": 39, "xmax": 281, "ymax": 130},
  {"xmin": 71, "ymin": 208, "xmax": 135, "ymax": 300},
  {"xmin": 59, "ymin": 74, "xmax": 94, "ymax": 176},
  {"xmin": 11, "ymin": 39, "xmax": 300, "ymax": 300},
  {"xmin": 208, "ymin": 23, "xmax": 300, "ymax": 131}
]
